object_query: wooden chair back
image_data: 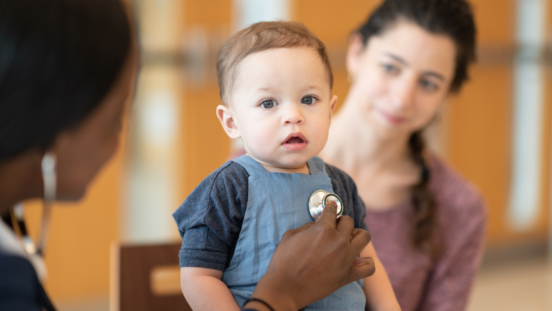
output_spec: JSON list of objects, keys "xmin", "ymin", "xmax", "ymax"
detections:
[{"xmin": 111, "ymin": 242, "xmax": 192, "ymax": 311}]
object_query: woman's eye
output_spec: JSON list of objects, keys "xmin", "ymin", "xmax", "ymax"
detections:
[
  {"xmin": 301, "ymin": 96, "xmax": 316, "ymax": 105},
  {"xmin": 420, "ymin": 79, "xmax": 438, "ymax": 91},
  {"xmin": 382, "ymin": 63, "xmax": 398, "ymax": 74},
  {"xmin": 261, "ymin": 99, "xmax": 276, "ymax": 108}
]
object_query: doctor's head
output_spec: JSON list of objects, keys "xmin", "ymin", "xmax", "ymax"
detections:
[
  {"xmin": 0, "ymin": 0, "xmax": 136, "ymax": 203},
  {"xmin": 216, "ymin": 21, "xmax": 337, "ymax": 171}
]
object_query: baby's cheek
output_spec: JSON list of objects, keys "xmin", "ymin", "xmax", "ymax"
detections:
[
  {"xmin": 312, "ymin": 118, "xmax": 331, "ymax": 149},
  {"xmin": 249, "ymin": 127, "xmax": 273, "ymax": 154}
]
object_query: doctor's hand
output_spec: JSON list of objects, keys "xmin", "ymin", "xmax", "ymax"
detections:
[{"xmin": 244, "ymin": 202, "xmax": 375, "ymax": 311}]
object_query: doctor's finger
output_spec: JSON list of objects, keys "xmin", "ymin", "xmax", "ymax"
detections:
[
  {"xmin": 317, "ymin": 201, "xmax": 338, "ymax": 227},
  {"xmin": 349, "ymin": 228, "xmax": 371, "ymax": 256},
  {"xmin": 348, "ymin": 257, "xmax": 376, "ymax": 282},
  {"xmin": 335, "ymin": 214, "xmax": 354, "ymax": 237}
]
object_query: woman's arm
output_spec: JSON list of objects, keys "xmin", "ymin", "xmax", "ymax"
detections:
[
  {"xmin": 361, "ymin": 242, "xmax": 401, "ymax": 311},
  {"xmin": 181, "ymin": 267, "xmax": 240, "ymax": 311}
]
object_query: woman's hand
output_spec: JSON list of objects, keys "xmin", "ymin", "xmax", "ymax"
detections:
[{"xmin": 244, "ymin": 202, "xmax": 375, "ymax": 311}]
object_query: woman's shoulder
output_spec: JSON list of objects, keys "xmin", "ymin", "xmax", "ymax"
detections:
[{"xmin": 428, "ymin": 155, "xmax": 487, "ymax": 220}]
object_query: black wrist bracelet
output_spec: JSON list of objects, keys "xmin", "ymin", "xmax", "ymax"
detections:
[{"xmin": 243, "ymin": 297, "xmax": 276, "ymax": 311}]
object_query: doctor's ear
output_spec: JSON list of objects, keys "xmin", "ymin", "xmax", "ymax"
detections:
[{"xmin": 216, "ymin": 105, "xmax": 241, "ymax": 139}]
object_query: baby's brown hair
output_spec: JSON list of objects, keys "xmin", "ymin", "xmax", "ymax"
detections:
[{"xmin": 216, "ymin": 21, "xmax": 333, "ymax": 105}]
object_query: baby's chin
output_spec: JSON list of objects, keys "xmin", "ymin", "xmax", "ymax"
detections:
[
  {"xmin": 248, "ymin": 155, "xmax": 309, "ymax": 174},
  {"xmin": 262, "ymin": 163, "xmax": 309, "ymax": 174}
]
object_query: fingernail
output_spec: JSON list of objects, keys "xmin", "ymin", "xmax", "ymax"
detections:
[
  {"xmin": 353, "ymin": 257, "xmax": 372, "ymax": 266},
  {"xmin": 353, "ymin": 257, "xmax": 366, "ymax": 265}
]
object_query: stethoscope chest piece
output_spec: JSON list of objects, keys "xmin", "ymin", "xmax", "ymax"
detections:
[{"xmin": 308, "ymin": 190, "xmax": 344, "ymax": 221}]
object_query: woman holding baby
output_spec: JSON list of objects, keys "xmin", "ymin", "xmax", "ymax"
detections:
[{"xmin": 321, "ymin": 0, "xmax": 488, "ymax": 310}]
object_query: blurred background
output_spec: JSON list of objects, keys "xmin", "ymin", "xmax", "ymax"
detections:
[{"xmin": 20, "ymin": 0, "xmax": 552, "ymax": 310}]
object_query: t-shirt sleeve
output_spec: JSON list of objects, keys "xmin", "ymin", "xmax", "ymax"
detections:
[
  {"xmin": 172, "ymin": 161, "xmax": 249, "ymax": 271},
  {"xmin": 325, "ymin": 163, "xmax": 369, "ymax": 231}
]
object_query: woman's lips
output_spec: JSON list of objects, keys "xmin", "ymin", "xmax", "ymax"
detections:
[
  {"xmin": 379, "ymin": 110, "xmax": 405, "ymax": 125},
  {"xmin": 282, "ymin": 133, "xmax": 308, "ymax": 151}
]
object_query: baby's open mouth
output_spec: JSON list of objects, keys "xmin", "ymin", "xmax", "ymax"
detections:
[
  {"xmin": 282, "ymin": 133, "xmax": 308, "ymax": 151},
  {"xmin": 286, "ymin": 137, "xmax": 304, "ymax": 144}
]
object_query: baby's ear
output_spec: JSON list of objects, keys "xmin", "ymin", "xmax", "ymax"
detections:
[
  {"xmin": 216, "ymin": 105, "xmax": 241, "ymax": 139},
  {"xmin": 330, "ymin": 95, "xmax": 338, "ymax": 115}
]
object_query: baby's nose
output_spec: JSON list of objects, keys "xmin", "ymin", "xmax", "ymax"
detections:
[{"xmin": 282, "ymin": 104, "xmax": 305, "ymax": 124}]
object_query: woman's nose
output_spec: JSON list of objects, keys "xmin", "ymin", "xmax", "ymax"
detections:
[
  {"xmin": 391, "ymin": 77, "xmax": 417, "ymax": 110},
  {"xmin": 282, "ymin": 103, "xmax": 305, "ymax": 125}
]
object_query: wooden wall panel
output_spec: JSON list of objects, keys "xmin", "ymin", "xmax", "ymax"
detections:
[
  {"xmin": 180, "ymin": 0, "xmax": 233, "ymax": 197},
  {"xmin": 291, "ymin": 0, "xmax": 378, "ymax": 47},
  {"xmin": 181, "ymin": 88, "xmax": 232, "ymax": 197},
  {"xmin": 448, "ymin": 0, "xmax": 550, "ymax": 245},
  {"xmin": 539, "ymin": 65, "xmax": 551, "ymax": 244},
  {"xmin": 446, "ymin": 66, "xmax": 514, "ymax": 244},
  {"xmin": 471, "ymin": 0, "xmax": 514, "ymax": 45}
]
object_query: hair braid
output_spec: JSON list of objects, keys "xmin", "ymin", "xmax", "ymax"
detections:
[{"xmin": 408, "ymin": 131, "xmax": 438, "ymax": 255}]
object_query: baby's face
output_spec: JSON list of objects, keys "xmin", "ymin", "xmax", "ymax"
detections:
[{"xmin": 227, "ymin": 47, "xmax": 336, "ymax": 172}]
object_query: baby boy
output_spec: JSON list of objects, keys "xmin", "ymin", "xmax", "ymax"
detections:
[{"xmin": 173, "ymin": 21, "xmax": 400, "ymax": 311}]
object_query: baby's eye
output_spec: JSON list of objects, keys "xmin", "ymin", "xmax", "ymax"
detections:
[
  {"xmin": 261, "ymin": 99, "xmax": 276, "ymax": 108},
  {"xmin": 301, "ymin": 96, "xmax": 316, "ymax": 105}
]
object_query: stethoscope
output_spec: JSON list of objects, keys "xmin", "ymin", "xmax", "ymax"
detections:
[
  {"xmin": 308, "ymin": 190, "xmax": 344, "ymax": 221},
  {"xmin": 10, "ymin": 152, "xmax": 55, "ymax": 257},
  {"xmin": 8, "ymin": 152, "xmax": 57, "ymax": 311}
]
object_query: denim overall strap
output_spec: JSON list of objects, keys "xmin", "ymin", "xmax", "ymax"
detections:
[{"xmin": 223, "ymin": 155, "xmax": 365, "ymax": 310}]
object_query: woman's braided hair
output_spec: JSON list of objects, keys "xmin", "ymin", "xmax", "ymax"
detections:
[
  {"xmin": 408, "ymin": 131, "xmax": 436, "ymax": 254},
  {"xmin": 356, "ymin": 0, "xmax": 476, "ymax": 255}
]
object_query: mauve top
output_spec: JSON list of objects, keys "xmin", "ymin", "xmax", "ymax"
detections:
[{"xmin": 364, "ymin": 156, "xmax": 487, "ymax": 311}]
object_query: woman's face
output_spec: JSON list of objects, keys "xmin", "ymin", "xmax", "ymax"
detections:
[
  {"xmin": 52, "ymin": 48, "xmax": 138, "ymax": 201},
  {"xmin": 346, "ymin": 19, "xmax": 456, "ymax": 139}
]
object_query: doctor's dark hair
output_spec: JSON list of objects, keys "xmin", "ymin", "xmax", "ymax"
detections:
[
  {"xmin": 217, "ymin": 21, "xmax": 333, "ymax": 105},
  {"xmin": 355, "ymin": 0, "xmax": 477, "ymax": 255},
  {"xmin": 0, "ymin": 0, "xmax": 131, "ymax": 160}
]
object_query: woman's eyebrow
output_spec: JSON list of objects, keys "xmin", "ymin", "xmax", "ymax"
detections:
[
  {"xmin": 384, "ymin": 52, "xmax": 408, "ymax": 66},
  {"xmin": 423, "ymin": 71, "xmax": 445, "ymax": 81},
  {"xmin": 384, "ymin": 52, "xmax": 445, "ymax": 81}
]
